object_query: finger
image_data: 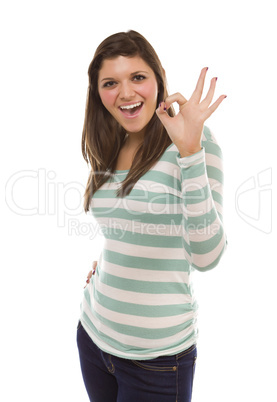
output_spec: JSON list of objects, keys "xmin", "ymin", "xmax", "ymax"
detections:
[
  {"xmin": 156, "ymin": 101, "xmax": 176, "ymax": 132},
  {"xmin": 204, "ymin": 95, "xmax": 227, "ymax": 119},
  {"xmin": 190, "ymin": 67, "xmax": 209, "ymax": 103},
  {"xmin": 200, "ymin": 77, "xmax": 217, "ymax": 108},
  {"xmin": 92, "ymin": 260, "xmax": 97, "ymax": 274},
  {"xmin": 164, "ymin": 92, "xmax": 188, "ymax": 110},
  {"xmin": 156, "ymin": 93, "xmax": 188, "ymax": 132}
]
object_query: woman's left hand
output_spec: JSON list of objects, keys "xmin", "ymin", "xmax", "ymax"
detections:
[
  {"xmin": 84, "ymin": 260, "xmax": 97, "ymax": 288},
  {"xmin": 156, "ymin": 67, "xmax": 226, "ymax": 157}
]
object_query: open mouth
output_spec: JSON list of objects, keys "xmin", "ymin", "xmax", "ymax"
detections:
[{"xmin": 119, "ymin": 102, "xmax": 143, "ymax": 117}]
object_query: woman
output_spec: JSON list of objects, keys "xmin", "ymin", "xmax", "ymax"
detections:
[{"xmin": 77, "ymin": 30, "xmax": 227, "ymax": 402}]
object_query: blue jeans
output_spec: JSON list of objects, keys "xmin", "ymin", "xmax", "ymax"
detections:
[{"xmin": 77, "ymin": 321, "xmax": 197, "ymax": 402}]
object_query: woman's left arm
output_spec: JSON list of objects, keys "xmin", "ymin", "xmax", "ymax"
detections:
[
  {"xmin": 177, "ymin": 128, "xmax": 227, "ymax": 271},
  {"xmin": 156, "ymin": 67, "xmax": 227, "ymax": 271}
]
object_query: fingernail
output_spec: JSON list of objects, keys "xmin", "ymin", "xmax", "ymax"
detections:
[{"xmin": 215, "ymin": 77, "xmax": 218, "ymax": 81}]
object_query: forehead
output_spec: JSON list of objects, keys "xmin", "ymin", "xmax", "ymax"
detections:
[{"xmin": 99, "ymin": 55, "xmax": 154, "ymax": 77}]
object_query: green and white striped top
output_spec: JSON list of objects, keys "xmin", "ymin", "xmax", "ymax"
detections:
[{"xmin": 80, "ymin": 125, "xmax": 227, "ymax": 360}]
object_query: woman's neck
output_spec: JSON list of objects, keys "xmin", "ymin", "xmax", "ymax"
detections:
[{"xmin": 124, "ymin": 130, "xmax": 145, "ymax": 149}]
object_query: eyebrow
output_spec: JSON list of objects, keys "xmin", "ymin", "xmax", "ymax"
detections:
[{"xmin": 100, "ymin": 70, "xmax": 149, "ymax": 82}]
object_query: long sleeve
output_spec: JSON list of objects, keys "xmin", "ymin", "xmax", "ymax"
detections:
[{"xmin": 176, "ymin": 127, "xmax": 227, "ymax": 271}]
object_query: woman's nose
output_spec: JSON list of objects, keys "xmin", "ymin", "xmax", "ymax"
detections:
[{"xmin": 119, "ymin": 82, "xmax": 135, "ymax": 100}]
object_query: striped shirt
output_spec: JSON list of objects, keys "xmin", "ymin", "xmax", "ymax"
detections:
[{"xmin": 79, "ymin": 125, "xmax": 227, "ymax": 360}]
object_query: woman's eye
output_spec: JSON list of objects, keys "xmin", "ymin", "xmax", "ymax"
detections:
[
  {"xmin": 103, "ymin": 81, "xmax": 116, "ymax": 88},
  {"xmin": 133, "ymin": 75, "xmax": 146, "ymax": 82}
]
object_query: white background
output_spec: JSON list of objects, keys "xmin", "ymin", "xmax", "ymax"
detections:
[{"xmin": 1, "ymin": 0, "xmax": 276, "ymax": 401}]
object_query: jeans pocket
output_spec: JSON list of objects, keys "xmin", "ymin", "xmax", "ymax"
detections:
[{"xmin": 131, "ymin": 355, "xmax": 177, "ymax": 372}]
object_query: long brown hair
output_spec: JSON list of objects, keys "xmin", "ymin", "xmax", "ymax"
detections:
[{"xmin": 82, "ymin": 30, "xmax": 175, "ymax": 212}]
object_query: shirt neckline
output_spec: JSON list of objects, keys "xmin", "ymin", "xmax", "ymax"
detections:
[{"xmin": 114, "ymin": 168, "xmax": 130, "ymax": 174}]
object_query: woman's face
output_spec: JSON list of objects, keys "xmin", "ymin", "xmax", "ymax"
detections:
[{"xmin": 98, "ymin": 55, "xmax": 159, "ymax": 137}]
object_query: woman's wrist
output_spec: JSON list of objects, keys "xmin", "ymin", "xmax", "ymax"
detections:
[{"xmin": 177, "ymin": 145, "xmax": 202, "ymax": 158}]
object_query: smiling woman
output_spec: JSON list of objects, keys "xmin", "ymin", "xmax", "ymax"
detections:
[
  {"xmin": 98, "ymin": 56, "xmax": 158, "ymax": 138},
  {"xmin": 81, "ymin": 31, "xmax": 175, "ymax": 205},
  {"xmin": 78, "ymin": 29, "xmax": 227, "ymax": 402}
]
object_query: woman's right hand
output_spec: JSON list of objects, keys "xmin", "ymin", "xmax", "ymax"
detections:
[{"xmin": 84, "ymin": 260, "xmax": 97, "ymax": 288}]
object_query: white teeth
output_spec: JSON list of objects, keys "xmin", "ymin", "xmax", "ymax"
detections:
[{"xmin": 120, "ymin": 102, "xmax": 142, "ymax": 110}]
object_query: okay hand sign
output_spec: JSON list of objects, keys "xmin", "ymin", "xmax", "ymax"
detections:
[{"xmin": 156, "ymin": 67, "xmax": 226, "ymax": 157}]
